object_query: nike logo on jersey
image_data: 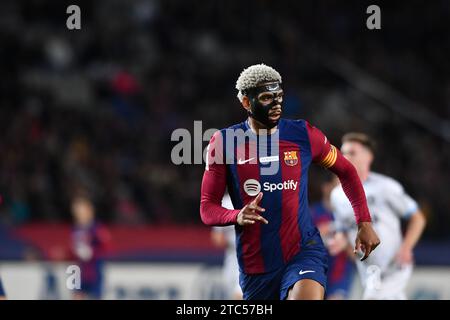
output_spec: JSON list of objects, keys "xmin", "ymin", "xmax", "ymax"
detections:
[
  {"xmin": 237, "ymin": 158, "xmax": 255, "ymax": 165},
  {"xmin": 299, "ymin": 270, "xmax": 315, "ymax": 275}
]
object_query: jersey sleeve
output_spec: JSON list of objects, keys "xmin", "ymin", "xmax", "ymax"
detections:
[
  {"xmin": 305, "ymin": 121, "xmax": 336, "ymax": 166},
  {"xmin": 200, "ymin": 131, "xmax": 241, "ymax": 226},
  {"xmin": 384, "ymin": 178, "xmax": 419, "ymax": 219}
]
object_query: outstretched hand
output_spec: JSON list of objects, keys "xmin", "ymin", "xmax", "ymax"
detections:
[
  {"xmin": 237, "ymin": 192, "xmax": 269, "ymax": 226},
  {"xmin": 354, "ymin": 222, "xmax": 380, "ymax": 261}
]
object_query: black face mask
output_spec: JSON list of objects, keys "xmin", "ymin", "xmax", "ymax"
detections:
[{"xmin": 243, "ymin": 82, "xmax": 283, "ymax": 129}]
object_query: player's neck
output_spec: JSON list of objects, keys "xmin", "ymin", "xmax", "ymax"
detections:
[{"xmin": 247, "ymin": 117, "xmax": 277, "ymax": 135}]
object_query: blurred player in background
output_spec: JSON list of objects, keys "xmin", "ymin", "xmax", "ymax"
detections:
[
  {"xmin": 309, "ymin": 172, "xmax": 355, "ymax": 300},
  {"xmin": 71, "ymin": 195, "xmax": 111, "ymax": 300},
  {"xmin": 330, "ymin": 133, "xmax": 426, "ymax": 299},
  {"xmin": 210, "ymin": 192, "xmax": 242, "ymax": 300},
  {"xmin": 200, "ymin": 64, "xmax": 380, "ymax": 300},
  {"xmin": 0, "ymin": 277, "xmax": 6, "ymax": 300}
]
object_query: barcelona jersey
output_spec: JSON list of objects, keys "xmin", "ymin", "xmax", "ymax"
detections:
[{"xmin": 203, "ymin": 118, "xmax": 341, "ymax": 274}]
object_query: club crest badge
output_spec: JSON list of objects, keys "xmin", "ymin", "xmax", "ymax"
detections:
[{"xmin": 284, "ymin": 151, "xmax": 298, "ymax": 166}]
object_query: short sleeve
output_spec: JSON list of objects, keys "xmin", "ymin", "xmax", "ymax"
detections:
[{"xmin": 384, "ymin": 179, "xmax": 419, "ymax": 219}]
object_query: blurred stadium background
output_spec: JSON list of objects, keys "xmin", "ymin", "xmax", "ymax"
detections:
[{"xmin": 0, "ymin": 0, "xmax": 449, "ymax": 299}]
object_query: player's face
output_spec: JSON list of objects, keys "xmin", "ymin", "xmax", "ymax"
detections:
[
  {"xmin": 245, "ymin": 81, "xmax": 283, "ymax": 128},
  {"xmin": 72, "ymin": 199, "xmax": 94, "ymax": 225},
  {"xmin": 341, "ymin": 141, "xmax": 373, "ymax": 172},
  {"xmin": 256, "ymin": 90, "xmax": 283, "ymax": 123}
]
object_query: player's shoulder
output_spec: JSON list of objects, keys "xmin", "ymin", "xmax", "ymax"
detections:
[
  {"xmin": 369, "ymin": 172, "xmax": 404, "ymax": 192},
  {"xmin": 281, "ymin": 118, "xmax": 307, "ymax": 129},
  {"xmin": 223, "ymin": 121, "xmax": 247, "ymax": 131},
  {"xmin": 279, "ymin": 118, "xmax": 311, "ymax": 140},
  {"xmin": 287, "ymin": 118, "xmax": 324, "ymax": 131},
  {"xmin": 208, "ymin": 122, "xmax": 247, "ymax": 144}
]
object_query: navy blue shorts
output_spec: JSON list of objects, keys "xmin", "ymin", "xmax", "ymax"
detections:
[{"xmin": 239, "ymin": 234, "xmax": 329, "ymax": 300}]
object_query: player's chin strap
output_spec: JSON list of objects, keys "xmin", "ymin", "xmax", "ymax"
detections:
[{"xmin": 243, "ymin": 82, "xmax": 282, "ymax": 129}]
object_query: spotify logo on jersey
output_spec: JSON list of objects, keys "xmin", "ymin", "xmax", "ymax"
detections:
[
  {"xmin": 244, "ymin": 179, "xmax": 298, "ymax": 196},
  {"xmin": 243, "ymin": 179, "xmax": 261, "ymax": 196}
]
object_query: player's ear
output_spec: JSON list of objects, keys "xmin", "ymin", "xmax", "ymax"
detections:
[{"xmin": 241, "ymin": 96, "xmax": 251, "ymax": 112}]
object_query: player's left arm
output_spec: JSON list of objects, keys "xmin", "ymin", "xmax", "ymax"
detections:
[
  {"xmin": 306, "ymin": 122, "xmax": 380, "ymax": 261},
  {"xmin": 397, "ymin": 209, "xmax": 426, "ymax": 265},
  {"xmin": 386, "ymin": 182, "xmax": 426, "ymax": 265}
]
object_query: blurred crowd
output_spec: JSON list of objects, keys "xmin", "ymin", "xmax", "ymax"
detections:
[{"xmin": 0, "ymin": 0, "xmax": 449, "ymax": 238}]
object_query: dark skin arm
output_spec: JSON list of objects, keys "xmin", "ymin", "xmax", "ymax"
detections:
[{"xmin": 355, "ymin": 222, "xmax": 380, "ymax": 261}]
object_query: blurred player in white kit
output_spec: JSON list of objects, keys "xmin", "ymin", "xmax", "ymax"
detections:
[
  {"xmin": 330, "ymin": 133, "xmax": 426, "ymax": 300},
  {"xmin": 211, "ymin": 192, "xmax": 243, "ymax": 300}
]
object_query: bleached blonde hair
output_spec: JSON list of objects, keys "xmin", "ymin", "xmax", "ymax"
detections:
[{"xmin": 236, "ymin": 63, "xmax": 282, "ymax": 102}]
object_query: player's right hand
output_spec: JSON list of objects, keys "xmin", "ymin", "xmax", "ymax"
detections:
[
  {"xmin": 355, "ymin": 222, "xmax": 380, "ymax": 261},
  {"xmin": 237, "ymin": 192, "xmax": 269, "ymax": 226}
]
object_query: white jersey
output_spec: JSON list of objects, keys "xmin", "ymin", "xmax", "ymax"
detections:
[
  {"xmin": 330, "ymin": 172, "xmax": 418, "ymax": 299},
  {"xmin": 212, "ymin": 193, "xmax": 241, "ymax": 298}
]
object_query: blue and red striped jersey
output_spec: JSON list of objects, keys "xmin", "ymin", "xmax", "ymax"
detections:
[
  {"xmin": 71, "ymin": 222, "xmax": 110, "ymax": 283},
  {"xmin": 200, "ymin": 118, "xmax": 371, "ymax": 274}
]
